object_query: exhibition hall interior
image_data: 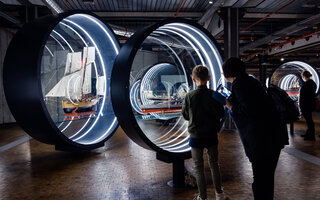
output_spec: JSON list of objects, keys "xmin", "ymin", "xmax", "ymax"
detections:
[{"xmin": 0, "ymin": 0, "xmax": 320, "ymax": 199}]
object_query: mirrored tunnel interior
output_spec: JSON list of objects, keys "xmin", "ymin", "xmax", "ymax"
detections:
[
  {"xmin": 129, "ymin": 22, "xmax": 224, "ymax": 153},
  {"xmin": 40, "ymin": 14, "xmax": 120, "ymax": 145},
  {"xmin": 270, "ymin": 61, "xmax": 319, "ymax": 101}
]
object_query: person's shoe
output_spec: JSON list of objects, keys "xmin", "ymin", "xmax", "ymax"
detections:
[
  {"xmin": 304, "ymin": 136, "xmax": 315, "ymax": 141},
  {"xmin": 193, "ymin": 194, "xmax": 207, "ymax": 200},
  {"xmin": 215, "ymin": 191, "xmax": 230, "ymax": 200}
]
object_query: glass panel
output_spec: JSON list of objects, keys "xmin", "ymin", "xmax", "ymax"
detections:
[
  {"xmin": 41, "ymin": 14, "xmax": 119, "ymax": 145},
  {"xmin": 270, "ymin": 61, "xmax": 319, "ymax": 101},
  {"xmin": 129, "ymin": 23, "xmax": 224, "ymax": 153}
]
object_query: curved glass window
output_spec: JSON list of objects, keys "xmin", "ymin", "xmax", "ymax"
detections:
[
  {"xmin": 269, "ymin": 61, "xmax": 319, "ymax": 101},
  {"xmin": 41, "ymin": 14, "xmax": 119, "ymax": 145},
  {"xmin": 127, "ymin": 22, "xmax": 224, "ymax": 154}
]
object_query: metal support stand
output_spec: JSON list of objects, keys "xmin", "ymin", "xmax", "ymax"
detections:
[
  {"xmin": 223, "ymin": 7, "xmax": 239, "ymax": 130},
  {"xmin": 258, "ymin": 55, "xmax": 267, "ymax": 87},
  {"xmin": 156, "ymin": 152, "xmax": 186, "ymax": 187}
]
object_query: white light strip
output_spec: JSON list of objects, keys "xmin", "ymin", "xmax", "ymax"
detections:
[
  {"xmin": 158, "ymin": 27, "xmax": 205, "ymax": 66},
  {"xmin": 158, "ymin": 128, "xmax": 188, "ymax": 147},
  {"xmin": 61, "ymin": 117, "xmax": 74, "ymax": 132},
  {"xmin": 169, "ymin": 146, "xmax": 191, "ymax": 153},
  {"xmin": 162, "ymin": 25, "xmax": 217, "ymax": 89},
  {"xmin": 57, "ymin": 120, "xmax": 65, "ymax": 128},
  {"xmin": 79, "ymin": 117, "xmax": 117, "ymax": 144},
  {"xmin": 164, "ymin": 137, "xmax": 190, "ymax": 150},
  {"xmin": 52, "ymin": 30, "xmax": 74, "ymax": 52},
  {"xmin": 149, "ymin": 35, "xmax": 188, "ymax": 87},
  {"xmin": 45, "ymin": 45, "xmax": 54, "ymax": 57},
  {"xmin": 77, "ymin": 14, "xmax": 119, "ymax": 55},
  {"xmin": 130, "ymin": 80, "xmax": 143, "ymax": 114},
  {"xmin": 60, "ymin": 22, "xmax": 87, "ymax": 46},
  {"xmin": 69, "ymin": 115, "xmax": 92, "ymax": 139},
  {"xmin": 154, "ymin": 121, "xmax": 187, "ymax": 144},
  {"xmin": 49, "ymin": 34, "xmax": 65, "ymax": 50},
  {"xmin": 152, "ymin": 30, "xmax": 198, "ymax": 68},
  {"xmin": 167, "ymin": 23, "xmax": 224, "ymax": 86}
]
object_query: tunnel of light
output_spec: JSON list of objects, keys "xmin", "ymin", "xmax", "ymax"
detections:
[
  {"xmin": 111, "ymin": 20, "xmax": 224, "ymax": 158},
  {"xmin": 269, "ymin": 61, "xmax": 319, "ymax": 101},
  {"xmin": 3, "ymin": 12, "xmax": 119, "ymax": 149}
]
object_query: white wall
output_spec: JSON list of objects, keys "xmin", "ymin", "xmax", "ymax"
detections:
[{"xmin": 0, "ymin": 29, "xmax": 15, "ymax": 124}]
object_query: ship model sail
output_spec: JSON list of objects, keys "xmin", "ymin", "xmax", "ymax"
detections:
[{"xmin": 46, "ymin": 47, "xmax": 105, "ymax": 120}]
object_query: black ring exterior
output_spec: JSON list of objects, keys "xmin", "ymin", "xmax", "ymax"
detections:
[
  {"xmin": 3, "ymin": 11, "xmax": 119, "ymax": 150},
  {"xmin": 111, "ymin": 19, "xmax": 223, "ymax": 159}
]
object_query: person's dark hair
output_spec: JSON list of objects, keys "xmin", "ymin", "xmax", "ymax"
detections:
[
  {"xmin": 192, "ymin": 65, "xmax": 209, "ymax": 81},
  {"xmin": 302, "ymin": 70, "xmax": 312, "ymax": 78},
  {"xmin": 222, "ymin": 57, "xmax": 246, "ymax": 78}
]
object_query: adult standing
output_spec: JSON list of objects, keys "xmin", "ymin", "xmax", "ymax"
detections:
[
  {"xmin": 222, "ymin": 57, "xmax": 288, "ymax": 200},
  {"xmin": 299, "ymin": 70, "xmax": 317, "ymax": 141}
]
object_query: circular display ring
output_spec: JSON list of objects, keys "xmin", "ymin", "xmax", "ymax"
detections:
[
  {"xmin": 111, "ymin": 19, "xmax": 224, "ymax": 159},
  {"xmin": 269, "ymin": 61, "xmax": 320, "ymax": 101},
  {"xmin": 4, "ymin": 12, "xmax": 120, "ymax": 150}
]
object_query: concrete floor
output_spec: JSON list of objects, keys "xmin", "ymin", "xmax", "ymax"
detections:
[{"xmin": 1, "ymin": 113, "xmax": 320, "ymax": 200}]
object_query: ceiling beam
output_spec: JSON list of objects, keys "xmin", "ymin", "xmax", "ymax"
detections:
[
  {"xmin": 244, "ymin": 13, "xmax": 312, "ymax": 19},
  {"xmin": 198, "ymin": 6, "xmax": 218, "ymax": 25},
  {"xmin": 94, "ymin": 12, "xmax": 203, "ymax": 18},
  {"xmin": 0, "ymin": 10, "xmax": 21, "ymax": 25},
  {"xmin": 41, "ymin": 0, "xmax": 63, "ymax": 14},
  {"xmin": 17, "ymin": 0, "xmax": 33, "ymax": 6},
  {"xmin": 241, "ymin": 12, "xmax": 320, "ymax": 54}
]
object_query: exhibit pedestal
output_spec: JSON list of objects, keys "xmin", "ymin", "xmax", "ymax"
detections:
[{"xmin": 156, "ymin": 152, "xmax": 186, "ymax": 187}]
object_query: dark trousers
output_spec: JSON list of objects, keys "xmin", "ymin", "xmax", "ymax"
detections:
[
  {"xmin": 251, "ymin": 150, "xmax": 281, "ymax": 200},
  {"xmin": 302, "ymin": 110, "xmax": 315, "ymax": 138}
]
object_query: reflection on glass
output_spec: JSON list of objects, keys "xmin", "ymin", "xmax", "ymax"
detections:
[
  {"xmin": 270, "ymin": 61, "xmax": 319, "ymax": 101},
  {"xmin": 129, "ymin": 22, "xmax": 223, "ymax": 153},
  {"xmin": 41, "ymin": 14, "xmax": 119, "ymax": 145}
]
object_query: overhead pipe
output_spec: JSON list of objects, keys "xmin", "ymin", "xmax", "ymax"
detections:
[
  {"xmin": 243, "ymin": 29, "xmax": 320, "ymax": 59},
  {"xmin": 65, "ymin": 0, "xmax": 74, "ymax": 10},
  {"xmin": 240, "ymin": 0, "xmax": 297, "ymax": 33},
  {"xmin": 174, "ymin": 0, "xmax": 185, "ymax": 18}
]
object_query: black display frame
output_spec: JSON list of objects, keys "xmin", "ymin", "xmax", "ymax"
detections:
[
  {"xmin": 111, "ymin": 18, "xmax": 223, "ymax": 159},
  {"xmin": 3, "ymin": 11, "xmax": 120, "ymax": 150}
]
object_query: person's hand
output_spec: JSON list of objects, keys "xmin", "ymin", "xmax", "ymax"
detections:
[{"xmin": 225, "ymin": 99, "xmax": 232, "ymax": 110}]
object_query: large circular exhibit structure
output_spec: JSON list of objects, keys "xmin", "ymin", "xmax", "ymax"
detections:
[
  {"xmin": 3, "ymin": 12, "xmax": 120, "ymax": 150},
  {"xmin": 111, "ymin": 19, "xmax": 224, "ymax": 159},
  {"xmin": 269, "ymin": 61, "xmax": 319, "ymax": 101}
]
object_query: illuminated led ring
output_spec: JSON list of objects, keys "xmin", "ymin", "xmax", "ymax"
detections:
[
  {"xmin": 3, "ymin": 12, "xmax": 120, "ymax": 150},
  {"xmin": 269, "ymin": 61, "xmax": 320, "ymax": 94},
  {"xmin": 111, "ymin": 19, "xmax": 224, "ymax": 159}
]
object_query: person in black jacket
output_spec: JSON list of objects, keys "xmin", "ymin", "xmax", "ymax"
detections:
[
  {"xmin": 222, "ymin": 57, "xmax": 287, "ymax": 200},
  {"xmin": 182, "ymin": 65, "xmax": 229, "ymax": 200},
  {"xmin": 299, "ymin": 70, "xmax": 317, "ymax": 141}
]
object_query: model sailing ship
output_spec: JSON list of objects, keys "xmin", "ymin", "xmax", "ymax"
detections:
[{"xmin": 46, "ymin": 47, "xmax": 105, "ymax": 120}]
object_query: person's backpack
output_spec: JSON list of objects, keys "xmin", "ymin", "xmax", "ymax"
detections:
[{"xmin": 267, "ymin": 85, "xmax": 300, "ymax": 123}]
